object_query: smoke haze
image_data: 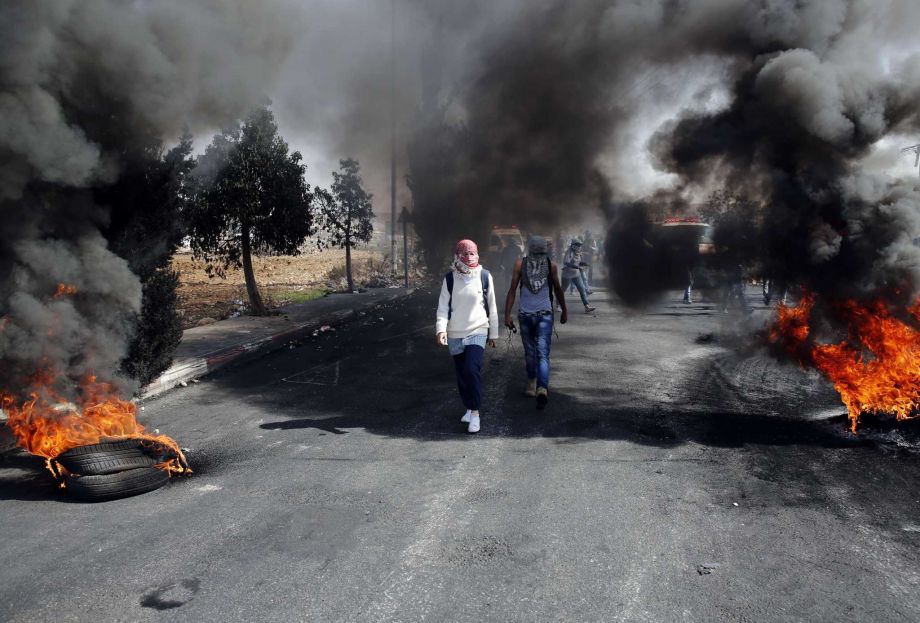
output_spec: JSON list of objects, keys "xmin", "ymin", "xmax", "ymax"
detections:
[
  {"xmin": 3, "ymin": 0, "xmax": 920, "ymax": 396},
  {"xmin": 0, "ymin": 0, "xmax": 304, "ymax": 396}
]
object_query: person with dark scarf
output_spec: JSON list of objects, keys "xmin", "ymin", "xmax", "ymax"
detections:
[
  {"xmin": 562, "ymin": 238, "xmax": 595, "ymax": 313},
  {"xmin": 504, "ymin": 235, "xmax": 568, "ymax": 409}
]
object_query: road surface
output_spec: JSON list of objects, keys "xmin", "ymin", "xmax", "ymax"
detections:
[{"xmin": 2, "ymin": 285, "xmax": 920, "ymax": 622}]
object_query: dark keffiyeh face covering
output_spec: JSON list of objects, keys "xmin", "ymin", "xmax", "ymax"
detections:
[{"xmin": 522, "ymin": 235, "xmax": 550, "ymax": 294}]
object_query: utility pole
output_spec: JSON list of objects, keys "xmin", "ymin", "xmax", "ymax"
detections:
[
  {"xmin": 902, "ymin": 144, "xmax": 920, "ymax": 179},
  {"xmin": 398, "ymin": 206, "xmax": 412, "ymax": 288},
  {"xmin": 390, "ymin": 0, "xmax": 398, "ymax": 273}
]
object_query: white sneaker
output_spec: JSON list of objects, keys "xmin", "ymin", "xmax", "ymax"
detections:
[
  {"xmin": 468, "ymin": 413, "xmax": 480, "ymax": 434},
  {"xmin": 461, "ymin": 409, "xmax": 472, "ymax": 423}
]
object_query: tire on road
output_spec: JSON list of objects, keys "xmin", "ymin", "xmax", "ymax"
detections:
[
  {"xmin": 56, "ymin": 439, "xmax": 158, "ymax": 476},
  {"xmin": 65, "ymin": 467, "xmax": 169, "ymax": 502}
]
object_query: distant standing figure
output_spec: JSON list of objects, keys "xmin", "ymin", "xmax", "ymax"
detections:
[
  {"xmin": 582, "ymin": 232, "xmax": 597, "ymax": 290},
  {"xmin": 561, "ymin": 239, "xmax": 595, "ymax": 313},
  {"xmin": 436, "ymin": 239, "xmax": 498, "ymax": 433},
  {"xmin": 500, "ymin": 236, "xmax": 521, "ymax": 274},
  {"xmin": 720, "ymin": 264, "xmax": 749, "ymax": 313},
  {"xmin": 499, "ymin": 236, "xmax": 521, "ymax": 309},
  {"xmin": 683, "ymin": 269, "xmax": 694, "ymax": 304},
  {"xmin": 505, "ymin": 235, "xmax": 568, "ymax": 409},
  {"xmin": 762, "ymin": 278, "xmax": 787, "ymax": 306}
]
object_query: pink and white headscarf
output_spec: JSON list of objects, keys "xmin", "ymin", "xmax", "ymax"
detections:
[{"xmin": 453, "ymin": 239, "xmax": 480, "ymax": 275}]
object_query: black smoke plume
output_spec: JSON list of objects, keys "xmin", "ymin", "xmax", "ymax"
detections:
[
  {"xmin": 606, "ymin": 1, "xmax": 920, "ymax": 308},
  {"xmin": 408, "ymin": 2, "xmax": 628, "ymax": 265},
  {"xmin": 403, "ymin": 0, "xmax": 920, "ymax": 309},
  {"xmin": 0, "ymin": 0, "xmax": 302, "ymax": 399}
]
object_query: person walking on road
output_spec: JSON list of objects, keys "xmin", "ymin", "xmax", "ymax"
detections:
[
  {"xmin": 436, "ymin": 239, "xmax": 499, "ymax": 433},
  {"xmin": 504, "ymin": 235, "xmax": 568, "ymax": 409},
  {"xmin": 561, "ymin": 238, "xmax": 595, "ymax": 313}
]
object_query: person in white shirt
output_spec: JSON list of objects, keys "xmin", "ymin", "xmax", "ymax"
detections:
[{"xmin": 436, "ymin": 239, "xmax": 498, "ymax": 433}]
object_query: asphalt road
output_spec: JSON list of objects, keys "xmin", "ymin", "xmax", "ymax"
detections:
[{"xmin": 2, "ymin": 284, "xmax": 920, "ymax": 622}]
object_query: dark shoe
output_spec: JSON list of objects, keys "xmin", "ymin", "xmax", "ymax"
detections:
[
  {"xmin": 536, "ymin": 387, "xmax": 548, "ymax": 410},
  {"xmin": 584, "ymin": 305, "xmax": 596, "ymax": 313},
  {"xmin": 525, "ymin": 378, "xmax": 536, "ymax": 397}
]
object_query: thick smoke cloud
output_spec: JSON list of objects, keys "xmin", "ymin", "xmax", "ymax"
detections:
[
  {"xmin": 600, "ymin": 0, "xmax": 920, "ymax": 307},
  {"xmin": 0, "ymin": 220, "xmax": 141, "ymax": 388},
  {"xmin": 392, "ymin": 0, "xmax": 920, "ymax": 306},
  {"xmin": 3, "ymin": 0, "xmax": 920, "ymax": 399},
  {"xmin": 0, "ymin": 0, "xmax": 303, "ymax": 397},
  {"xmin": 408, "ymin": 1, "xmax": 636, "ymax": 262}
]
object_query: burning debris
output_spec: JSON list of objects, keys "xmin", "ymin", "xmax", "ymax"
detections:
[
  {"xmin": 770, "ymin": 292, "xmax": 920, "ymax": 432},
  {"xmin": 584, "ymin": 2, "xmax": 920, "ymax": 429},
  {"xmin": 0, "ymin": 273, "xmax": 189, "ymax": 499},
  {"xmin": 1, "ymin": 372, "xmax": 188, "ymax": 470},
  {"xmin": 1, "ymin": 370, "xmax": 190, "ymax": 500},
  {"xmin": 0, "ymin": 1, "xmax": 305, "ymax": 498}
]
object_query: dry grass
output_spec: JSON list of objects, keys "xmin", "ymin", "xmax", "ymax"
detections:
[{"xmin": 172, "ymin": 247, "xmax": 392, "ymax": 329}]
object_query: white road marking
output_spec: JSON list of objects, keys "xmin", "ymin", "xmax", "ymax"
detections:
[{"xmin": 282, "ymin": 360, "xmax": 342, "ymax": 386}]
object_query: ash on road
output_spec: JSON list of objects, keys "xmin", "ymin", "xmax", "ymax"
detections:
[{"xmin": 2, "ymin": 286, "xmax": 920, "ymax": 622}]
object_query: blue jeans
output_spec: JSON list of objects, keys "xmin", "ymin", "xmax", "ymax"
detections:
[
  {"xmin": 519, "ymin": 312, "xmax": 553, "ymax": 389},
  {"xmin": 562, "ymin": 273, "xmax": 589, "ymax": 306}
]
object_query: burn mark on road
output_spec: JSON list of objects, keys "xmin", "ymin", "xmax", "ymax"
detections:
[{"xmin": 140, "ymin": 578, "xmax": 200, "ymax": 610}]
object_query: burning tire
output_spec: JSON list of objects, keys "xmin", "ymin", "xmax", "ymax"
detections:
[
  {"xmin": 56, "ymin": 439, "xmax": 158, "ymax": 476},
  {"xmin": 65, "ymin": 467, "xmax": 169, "ymax": 502}
]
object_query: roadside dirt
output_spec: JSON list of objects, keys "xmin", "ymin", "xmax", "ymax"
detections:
[{"xmin": 172, "ymin": 247, "xmax": 394, "ymax": 329}]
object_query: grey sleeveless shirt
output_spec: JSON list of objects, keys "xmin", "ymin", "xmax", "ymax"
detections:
[{"xmin": 519, "ymin": 281, "xmax": 552, "ymax": 313}]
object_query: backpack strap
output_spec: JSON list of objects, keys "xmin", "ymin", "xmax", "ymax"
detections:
[
  {"xmin": 481, "ymin": 269, "xmax": 490, "ymax": 318},
  {"xmin": 445, "ymin": 271, "xmax": 454, "ymax": 320}
]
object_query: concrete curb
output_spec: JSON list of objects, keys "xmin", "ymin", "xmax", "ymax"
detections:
[
  {"xmin": 139, "ymin": 289, "xmax": 414, "ymax": 401},
  {"xmin": 0, "ymin": 288, "xmax": 417, "ymax": 451}
]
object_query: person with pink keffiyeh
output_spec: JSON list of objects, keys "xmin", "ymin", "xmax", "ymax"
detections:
[{"xmin": 435, "ymin": 239, "xmax": 499, "ymax": 433}]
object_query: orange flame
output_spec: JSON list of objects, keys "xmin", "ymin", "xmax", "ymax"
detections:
[
  {"xmin": 770, "ymin": 291, "xmax": 920, "ymax": 431},
  {"xmin": 53, "ymin": 283, "xmax": 78, "ymax": 298},
  {"xmin": 1, "ymin": 369, "xmax": 189, "ymax": 475}
]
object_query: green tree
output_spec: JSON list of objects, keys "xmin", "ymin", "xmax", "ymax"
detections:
[
  {"xmin": 187, "ymin": 106, "xmax": 314, "ymax": 315},
  {"xmin": 98, "ymin": 130, "xmax": 195, "ymax": 386},
  {"xmin": 315, "ymin": 158, "xmax": 374, "ymax": 292}
]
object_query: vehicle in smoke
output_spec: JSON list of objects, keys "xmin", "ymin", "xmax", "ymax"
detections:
[
  {"xmin": 485, "ymin": 225, "xmax": 525, "ymax": 269},
  {"xmin": 488, "ymin": 225, "xmax": 525, "ymax": 254}
]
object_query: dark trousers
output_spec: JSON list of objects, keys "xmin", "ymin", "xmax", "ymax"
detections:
[{"xmin": 452, "ymin": 345, "xmax": 484, "ymax": 410}]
